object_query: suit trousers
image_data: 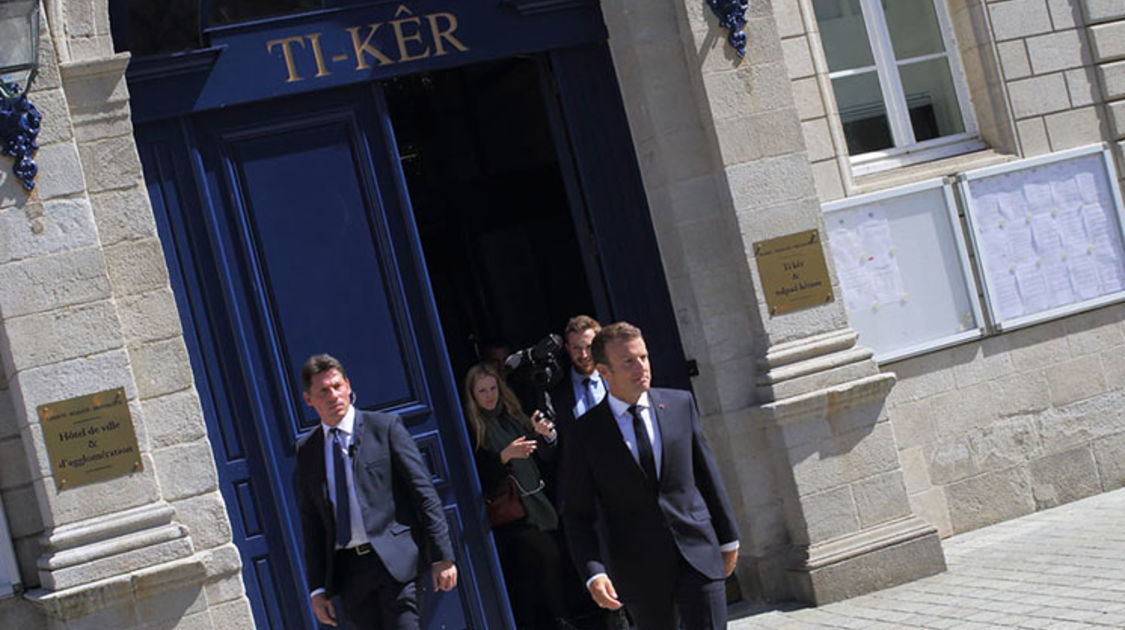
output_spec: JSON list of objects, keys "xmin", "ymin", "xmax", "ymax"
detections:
[
  {"xmin": 620, "ymin": 554, "xmax": 727, "ymax": 630},
  {"xmin": 334, "ymin": 547, "xmax": 420, "ymax": 630}
]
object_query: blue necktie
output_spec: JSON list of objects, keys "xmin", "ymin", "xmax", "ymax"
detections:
[
  {"xmin": 330, "ymin": 428, "xmax": 351, "ymax": 548},
  {"xmin": 628, "ymin": 405, "xmax": 658, "ymax": 489},
  {"xmin": 582, "ymin": 377, "xmax": 594, "ymax": 409}
]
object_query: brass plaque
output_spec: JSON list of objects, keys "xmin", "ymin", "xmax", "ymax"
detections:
[
  {"xmin": 754, "ymin": 229, "xmax": 835, "ymax": 316},
  {"xmin": 37, "ymin": 387, "xmax": 142, "ymax": 490}
]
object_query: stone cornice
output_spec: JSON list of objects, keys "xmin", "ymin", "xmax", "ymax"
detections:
[
  {"xmin": 752, "ymin": 372, "xmax": 897, "ymax": 427},
  {"xmin": 790, "ymin": 515, "xmax": 938, "ymax": 570},
  {"xmin": 24, "ymin": 555, "xmax": 206, "ymax": 620},
  {"xmin": 59, "ymin": 53, "xmax": 131, "ymax": 82}
]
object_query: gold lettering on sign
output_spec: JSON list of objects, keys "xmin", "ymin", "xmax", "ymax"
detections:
[
  {"xmin": 266, "ymin": 35, "xmax": 308, "ymax": 82},
  {"xmin": 347, "ymin": 24, "xmax": 396, "ymax": 69},
  {"xmin": 268, "ymin": 11, "xmax": 471, "ymax": 82},
  {"xmin": 754, "ymin": 229, "xmax": 835, "ymax": 316},
  {"xmin": 305, "ymin": 32, "xmax": 332, "ymax": 78},
  {"xmin": 38, "ymin": 387, "xmax": 143, "ymax": 490},
  {"xmin": 390, "ymin": 7, "xmax": 432, "ymax": 63},
  {"xmin": 427, "ymin": 12, "xmax": 469, "ymax": 55}
]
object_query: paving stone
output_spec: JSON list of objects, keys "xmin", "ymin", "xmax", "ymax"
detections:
[{"xmin": 730, "ymin": 488, "xmax": 1125, "ymax": 629}]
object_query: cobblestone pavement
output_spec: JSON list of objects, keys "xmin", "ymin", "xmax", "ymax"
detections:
[{"xmin": 729, "ymin": 487, "xmax": 1125, "ymax": 629}]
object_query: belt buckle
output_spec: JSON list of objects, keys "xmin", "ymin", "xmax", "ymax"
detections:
[{"xmin": 354, "ymin": 543, "xmax": 373, "ymax": 556}]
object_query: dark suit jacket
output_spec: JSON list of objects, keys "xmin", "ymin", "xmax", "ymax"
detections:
[
  {"xmin": 547, "ymin": 375, "xmax": 579, "ymax": 436},
  {"xmin": 562, "ymin": 388, "xmax": 739, "ymax": 600},
  {"xmin": 545, "ymin": 374, "xmax": 581, "ymax": 507},
  {"xmin": 294, "ymin": 409, "xmax": 454, "ymax": 594}
]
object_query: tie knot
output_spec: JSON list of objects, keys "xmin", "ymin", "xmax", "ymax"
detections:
[
  {"xmin": 628, "ymin": 404, "xmax": 642, "ymax": 417},
  {"xmin": 583, "ymin": 377, "xmax": 591, "ymax": 387}
]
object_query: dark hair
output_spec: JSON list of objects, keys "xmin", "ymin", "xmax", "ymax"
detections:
[
  {"xmin": 591, "ymin": 322, "xmax": 643, "ymax": 366},
  {"xmin": 300, "ymin": 354, "xmax": 347, "ymax": 392},
  {"xmin": 564, "ymin": 315, "xmax": 601, "ymax": 339}
]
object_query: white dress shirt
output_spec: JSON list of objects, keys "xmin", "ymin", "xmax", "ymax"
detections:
[
  {"xmin": 310, "ymin": 405, "xmax": 368, "ymax": 598},
  {"xmin": 606, "ymin": 391, "xmax": 661, "ymax": 476},
  {"xmin": 571, "ymin": 368, "xmax": 606, "ymax": 418},
  {"xmin": 322, "ymin": 405, "xmax": 368, "ymax": 549}
]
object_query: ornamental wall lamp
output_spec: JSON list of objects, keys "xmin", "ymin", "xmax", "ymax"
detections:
[{"xmin": 0, "ymin": 0, "xmax": 41, "ymax": 191}]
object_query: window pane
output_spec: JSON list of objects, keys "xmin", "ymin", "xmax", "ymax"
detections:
[
  {"xmin": 832, "ymin": 72, "xmax": 894, "ymax": 154},
  {"xmin": 884, "ymin": 0, "xmax": 945, "ymax": 59},
  {"xmin": 813, "ymin": 0, "xmax": 876, "ymax": 72},
  {"xmin": 0, "ymin": 1, "xmax": 36, "ymax": 70},
  {"xmin": 899, "ymin": 57, "xmax": 965, "ymax": 142},
  {"xmin": 126, "ymin": 0, "xmax": 201, "ymax": 56}
]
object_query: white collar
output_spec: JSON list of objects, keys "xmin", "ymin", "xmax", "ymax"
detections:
[
  {"xmin": 572, "ymin": 367, "xmax": 601, "ymax": 384},
  {"xmin": 606, "ymin": 390, "xmax": 651, "ymax": 418},
  {"xmin": 321, "ymin": 404, "xmax": 356, "ymax": 438}
]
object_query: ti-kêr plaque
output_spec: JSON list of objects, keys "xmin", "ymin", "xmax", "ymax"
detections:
[
  {"xmin": 37, "ymin": 387, "xmax": 142, "ymax": 490},
  {"xmin": 754, "ymin": 229, "xmax": 835, "ymax": 316}
]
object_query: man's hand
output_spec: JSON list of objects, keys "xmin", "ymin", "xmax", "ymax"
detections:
[
  {"xmin": 432, "ymin": 560, "xmax": 458, "ymax": 591},
  {"xmin": 587, "ymin": 575, "xmax": 623, "ymax": 610},
  {"xmin": 310, "ymin": 592, "xmax": 338, "ymax": 627},
  {"xmin": 722, "ymin": 548, "xmax": 739, "ymax": 577}
]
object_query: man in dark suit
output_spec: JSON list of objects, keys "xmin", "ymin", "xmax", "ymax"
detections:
[
  {"xmin": 562, "ymin": 323, "xmax": 740, "ymax": 630},
  {"xmin": 546, "ymin": 315, "xmax": 628, "ymax": 630},
  {"xmin": 544, "ymin": 315, "xmax": 603, "ymax": 503},
  {"xmin": 294, "ymin": 354, "xmax": 457, "ymax": 629},
  {"xmin": 548, "ymin": 315, "xmax": 606, "ymax": 438}
]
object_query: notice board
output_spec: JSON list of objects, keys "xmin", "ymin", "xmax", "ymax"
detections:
[
  {"xmin": 822, "ymin": 179, "xmax": 984, "ymax": 361},
  {"xmin": 959, "ymin": 144, "xmax": 1125, "ymax": 330}
]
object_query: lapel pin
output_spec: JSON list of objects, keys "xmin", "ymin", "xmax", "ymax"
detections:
[{"xmin": 658, "ymin": 403, "xmax": 665, "ymax": 410}]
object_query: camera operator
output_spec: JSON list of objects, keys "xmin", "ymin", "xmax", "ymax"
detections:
[{"xmin": 548, "ymin": 315, "xmax": 605, "ymax": 439}]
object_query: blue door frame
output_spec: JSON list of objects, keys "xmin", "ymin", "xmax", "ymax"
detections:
[
  {"xmin": 138, "ymin": 84, "xmax": 512, "ymax": 630},
  {"xmin": 121, "ymin": 2, "xmax": 691, "ymax": 629}
]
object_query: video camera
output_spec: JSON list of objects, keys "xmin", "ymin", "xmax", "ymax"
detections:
[{"xmin": 504, "ymin": 333, "xmax": 565, "ymax": 420}]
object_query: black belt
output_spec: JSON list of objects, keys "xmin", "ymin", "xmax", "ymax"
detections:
[{"xmin": 339, "ymin": 542, "xmax": 373, "ymax": 556}]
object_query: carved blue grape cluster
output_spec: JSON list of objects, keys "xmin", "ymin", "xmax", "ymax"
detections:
[
  {"xmin": 708, "ymin": 0, "xmax": 749, "ymax": 58},
  {"xmin": 1, "ymin": 83, "xmax": 41, "ymax": 191}
]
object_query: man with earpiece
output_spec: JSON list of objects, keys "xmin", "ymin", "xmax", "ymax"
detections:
[{"xmin": 293, "ymin": 353, "xmax": 457, "ymax": 629}]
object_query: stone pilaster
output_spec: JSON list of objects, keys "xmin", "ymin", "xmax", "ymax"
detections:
[
  {"xmin": 0, "ymin": 2, "xmax": 252, "ymax": 628},
  {"xmin": 753, "ymin": 331, "xmax": 944, "ymax": 603},
  {"xmin": 598, "ymin": 0, "xmax": 946, "ymax": 603}
]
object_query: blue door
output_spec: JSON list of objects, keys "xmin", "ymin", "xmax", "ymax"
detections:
[{"xmin": 138, "ymin": 83, "xmax": 510, "ymax": 630}]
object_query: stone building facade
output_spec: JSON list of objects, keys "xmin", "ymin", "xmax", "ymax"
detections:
[
  {"xmin": 0, "ymin": 0, "xmax": 1123, "ymax": 628},
  {"xmin": 0, "ymin": 2, "xmax": 253, "ymax": 628}
]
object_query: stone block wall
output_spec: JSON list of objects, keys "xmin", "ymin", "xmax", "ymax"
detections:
[
  {"xmin": 0, "ymin": 2, "xmax": 252, "ymax": 627},
  {"xmin": 887, "ymin": 303, "xmax": 1125, "ymax": 536},
  {"xmin": 771, "ymin": 0, "xmax": 1125, "ymax": 539},
  {"xmin": 1082, "ymin": 0, "xmax": 1125, "ymax": 169},
  {"xmin": 991, "ymin": 0, "xmax": 1109, "ymax": 157}
]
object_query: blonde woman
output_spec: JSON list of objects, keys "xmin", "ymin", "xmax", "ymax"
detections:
[{"xmin": 463, "ymin": 364, "xmax": 577, "ymax": 630}]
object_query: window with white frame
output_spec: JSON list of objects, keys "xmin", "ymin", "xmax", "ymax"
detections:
[{"xmin": 812, "ymin": 0, "xmax": 982, "ymax": 172}]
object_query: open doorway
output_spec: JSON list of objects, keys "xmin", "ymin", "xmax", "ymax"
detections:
[{"xmin": 383, "ymin": 57, "xmax": 603, "ymax": 383}]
